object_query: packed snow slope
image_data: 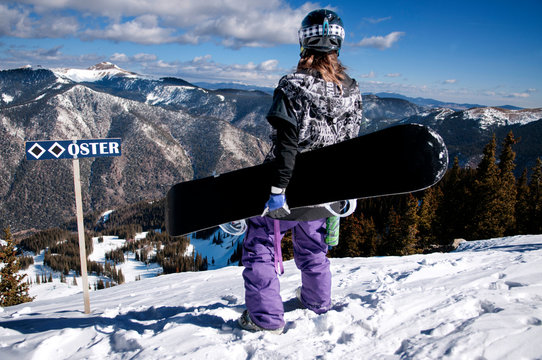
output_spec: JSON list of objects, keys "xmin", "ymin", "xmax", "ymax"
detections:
[{"xmin": 1, "ymin": 235, "xmax": 542, "ymax": 359}]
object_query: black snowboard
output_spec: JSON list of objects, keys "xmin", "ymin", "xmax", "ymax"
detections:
[{"xmin": 166, "ymin": 124, "xmax": 448, "ymax": 236}]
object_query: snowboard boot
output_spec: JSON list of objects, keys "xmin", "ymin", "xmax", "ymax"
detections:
[{"xmin": 238, "ymin": 310, "xmax": 284, "ymax": 334}]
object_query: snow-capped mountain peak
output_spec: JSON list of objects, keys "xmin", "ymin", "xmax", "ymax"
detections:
[
  {"xmin": 52, "ymin": 62, "xmax": 138, "ymax": 83},
  {"xmin": 88, "ymin": 62, "xmax": 124, "ymax": 71},
  {"xmin": 464, "ymin": 106, "xmax": 542, "ymax": 129},
  {"xmin": 432, "ymin": 107, "xmax": 456, "ymax": 121}
]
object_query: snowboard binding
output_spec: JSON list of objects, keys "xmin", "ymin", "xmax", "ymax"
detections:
[{"xmin": 219, "ymin": 220, "xmax": 248, "ymax": 236}]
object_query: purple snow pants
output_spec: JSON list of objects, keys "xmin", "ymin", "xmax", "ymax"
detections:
[{"xmin": 242, "ymin": 216, "xmax": 331, "ymax": 330}]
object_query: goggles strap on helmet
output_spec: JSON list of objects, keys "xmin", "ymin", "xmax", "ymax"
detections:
[{"xmin": 298, "ymin": 9, "xmax": 345, "ymax": 56}]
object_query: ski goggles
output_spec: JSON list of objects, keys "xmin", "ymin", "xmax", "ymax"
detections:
[{"xmin": 298, "ymin": 23, "xmax": 345, "ymax": 44}]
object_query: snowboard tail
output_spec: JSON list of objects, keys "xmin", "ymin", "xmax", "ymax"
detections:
[{"xmin": 166, "ymin": 124, "xmax": 448, "ymax": 236}]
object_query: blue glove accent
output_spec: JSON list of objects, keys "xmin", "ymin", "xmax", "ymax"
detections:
[
  {"xmin": 266, "ymin": 194, "xmax": 286, "ymax": 211},
  {"xmin": 263, "ymin": 194, "xmax": 291, "ymax": 218}
]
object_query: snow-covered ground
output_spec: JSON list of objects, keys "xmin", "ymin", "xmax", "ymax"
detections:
[{"xmin": 1, "ymin": 235, "xmax": 542, "ymax": 359}]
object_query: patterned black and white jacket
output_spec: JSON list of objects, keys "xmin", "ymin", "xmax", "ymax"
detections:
[{"xmin": 266, "ymin": 69, "xmax": 363, "ymax": 189}]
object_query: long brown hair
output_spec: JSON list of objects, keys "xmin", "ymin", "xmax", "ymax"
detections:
[{"xmin": 297, "ymin": 51, "xmax": 346, "ymax": 86}]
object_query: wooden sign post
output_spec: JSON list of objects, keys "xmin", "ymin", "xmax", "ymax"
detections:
[{"xmin": 26, "ymin": 138, "xmax": 122, "ymax": 314}]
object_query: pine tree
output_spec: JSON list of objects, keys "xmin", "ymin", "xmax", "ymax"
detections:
[
  {"xmin": 0, "ymin": 228, "xmax": 33, "ymax": 306},
  {"xmin": 497, "ymin": 131, "xmax": 518, "ymax": 235},
  {"xmin": 334, "ymin": 213, "xmax": 379, "ymax": 257},
  {"xmin": 528, "ymin": 158, "xmax": 542, "ymax": 233},
  {"xmin": 358, "ymin": 215, "xmax": 379, "ymax": 257},
  {"xmin": 471, "ymin": 135, "xmax": 504, "ymax": 239},
  {"xmin": 418, "ymin": 186, "xmax": 440, "ymax": 248},
  {"xmin": 380, "ymin": 195, "xmax": 421, "ymax": 255},
  {"xmin": 468, "ymin": 133, "xmax": 520, "ymax": 239},
  {"xmin": 434, "ymin": 157, "xmax": 474, "ymax": 243},
  {"xmin": 400, "ymin": 194, "xmax": 421, "ymax": 255},
  {"xmin": 515, "ymin": 168, "xmax": 530, "ymax": 234},
  {"xmin": 382, "ymin": 206, "xmax": 402, "ymax": 255},
  {"xmin": 117, "ymin": 269, "xmax": 125, "ymax": 284}
]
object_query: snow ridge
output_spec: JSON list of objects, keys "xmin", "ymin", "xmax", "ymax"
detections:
[
  {"xmin": 1, "ymin": 235, "xmax": 541, "ymax": 359},
  {"xmin": 464, "ymin": 107, "xmax": 542, "ymax": 129},
  {"xmin": 52, "ymin": 62, "xmax": 138, "ymax": 83}
]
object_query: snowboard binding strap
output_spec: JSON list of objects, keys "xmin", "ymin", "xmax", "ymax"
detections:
[
  {"xmin": 324, "ymin": 199, "xmax": 357, "ymax": 217},
  {"xmin": 218, "ymin": 220, "xmax": 248, "ymax": 236}
]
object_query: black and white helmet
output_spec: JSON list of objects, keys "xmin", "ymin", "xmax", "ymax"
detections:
[{"xmin": 298, "ymin": 9, "xmax": 345, "ymax": 56}]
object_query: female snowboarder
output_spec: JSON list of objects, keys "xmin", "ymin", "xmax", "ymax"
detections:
[{"xmin": 239, "ymin": 9, "xmax": 363, "ymax": 333}]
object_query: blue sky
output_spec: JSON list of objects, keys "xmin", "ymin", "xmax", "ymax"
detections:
[{"xmin": 1, "ymin": 0, "xmax": 541, "ymax": 107}]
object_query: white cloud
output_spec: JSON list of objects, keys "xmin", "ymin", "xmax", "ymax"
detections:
[
  {"xmin": 11, "ymin": 1, "xmax": 419, "ymax": 51},
  {"xmin": 141, "ymin": 54, "xmax": 284, "ymax": 86},
  {"xmin": 155, "ymin": 60, "xmax": 178, "ymax": 70},
  {"xmin": 1, "ymin": 44, "xmax": 104, "ymax": 69},
  {"xmin": 7, "ymin": 0, "xmax": 315, "ymax": 48},
  {"xmin": 355, "ymin": 31, "xmax": 405, "ymax": 50},
  {"xmin": 258, "ymin": 59, "xmax": 279, "ymax": 72},
  {"xmin": 386, "ymin": 73, "xmax": 401, "ymax": 78},
  {"xmin": 83, "ymin": 15, "xmax": 178, "ymax": 45},
  {"xmin": 133, "ymin": 53, "xmax": 158, "ymax": 62},
  {"xmin": 109, "ymin": 52, "xmax": 157, "ymax": 63},
  {"xmin": 6, "ymin": 45, "xmax": 65, "ymax": 61},
  {"xmin": 484, "ymin": 88, "xmax": 537, "ymax": 100},
  {"xmin": 0, "ymin": 4, "xmax": 33, "ymax": 37},
  {"xmin": 507, "ymin": 92, "xmax": 531, "ymax": 99},
  {"xmin": 0, "ymin": 4, "xmax": 78, "ymax": 38},
  {"xmin": 363, "ymin": 16, "xmax": 392, "ymax": 24},
  {"xmin": 180, "ymin": 2, "xmax": 309, "ymax": 48},
  {"xmin": 362, "ymin": 71, "xmax": 376, "ymax": 78},
  {"xmin": 359, "ymin": 78, "xmax": 541, "ymax": 108},
  {"xmin": 110, "ymin": 53, "xmax": 129, "ymax": 62},
  {"xmin": 482, "ymin": 87, "xmax": 538, "ymax": 106},
  {"xmin": 444, "ymin": 79, "xmax": 457, "ymax": 84}
]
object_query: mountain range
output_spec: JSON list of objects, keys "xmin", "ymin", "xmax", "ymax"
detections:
[
  {"xmin": 372, "ymin": 92, "xmax": 505, "ymax": 111},
  {"xmin": 0, "ymin": 63, "xmax": 270, "ymax": 232},
  {"xmin": 1, "ymin": 62, "xmax": 541, "ymax": 232}
]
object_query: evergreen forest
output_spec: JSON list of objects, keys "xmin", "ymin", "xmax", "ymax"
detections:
[{"xmin": 326, "ymin": 131, "xmax": 542, "ymax": 258}]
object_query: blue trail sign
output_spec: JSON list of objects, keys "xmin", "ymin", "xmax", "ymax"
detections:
[
  {"xmin": 24, "ymin": 137, "xmax": 122, "ymax": 314},
  {"xmin": 25, "ymin": 138, "xmax": 122, "ymax": 161}
]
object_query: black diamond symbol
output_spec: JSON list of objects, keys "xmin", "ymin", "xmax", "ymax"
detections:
[
  {"xmin": 48, "ymin": 142, "xmax": 65, "ymax": 158},
  {"xmin": 31, "ymin": 146, "xmax": 43, "ymax": 156},
  {"xmin": 28, "ymin": 143, "xmax": 46, "ymax": 159},
  {"xmin": 50, "ymin": 145, "xmax": 62, "ymax": 156}
]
